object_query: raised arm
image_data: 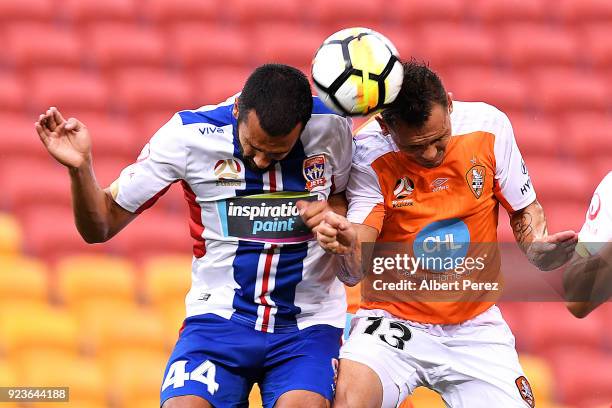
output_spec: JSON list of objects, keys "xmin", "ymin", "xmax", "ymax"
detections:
[
  {"xmin": 35, "ymin": 107, "xmax": 135, "ymax": 243},
  {"xmin": 509, "ymin": 199, "xmax": 577, "ymax": 271},
  {"xmin": 563, "ymin": 243, "xmax": 612, "ymax": 318}
]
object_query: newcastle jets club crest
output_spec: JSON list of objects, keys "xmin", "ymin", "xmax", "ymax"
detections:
[{"xmin": 303, "ymin": 154, "xmax": 326, "ymax": 191}]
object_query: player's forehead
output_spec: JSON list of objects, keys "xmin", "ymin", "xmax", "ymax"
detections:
[
  {"xmin": 395, "ymin": 104, "xmax": 450, "ymax": 146},
  {"xmin": 243, "ymin": 110, "xmax": 298, "ymax": 153}
]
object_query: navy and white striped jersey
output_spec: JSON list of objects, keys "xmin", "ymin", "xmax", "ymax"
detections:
[{"xmin": 111, "ymin": 96, "xmax": 353, "ymax": 333}]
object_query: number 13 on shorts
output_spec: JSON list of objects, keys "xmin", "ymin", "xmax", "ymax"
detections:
[{"xmin": 361, "ymin": 317, "xmax": 413, "ymax": 350}]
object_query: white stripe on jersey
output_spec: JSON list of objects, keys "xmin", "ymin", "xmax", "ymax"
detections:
[
  {"xmin": 254, "ymin": 163, "xmax": 283, "ymax": 332},
  {"xmin": 262, "ymin": 163, "xmax": 283, "ymax": 192},
  {"xmin": 254, "ymin": 243, "xmax": 280, "ymax": 333}
]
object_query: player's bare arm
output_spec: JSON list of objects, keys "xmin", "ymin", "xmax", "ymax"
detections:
[
  {"xmin": 35, "ymin": 107, "xmax": 136, "ymax": 243},
  {"xmin": 510, "ymin": 199, "xmax": 578, "ymax": 271},
  {"xmin": 297, "ymin": 194, "xmax": 347, "ymax": 234},
  {"xmin": 298, "ymin": 200, "xmax": 377, "ymax": 286},
  {"xmin": 316, "ymin": 214, "xmax": 378, "ymax": 286},
  {"xmin": 563, "ymin": 242, "xmax": 612, "ymax": 318}
]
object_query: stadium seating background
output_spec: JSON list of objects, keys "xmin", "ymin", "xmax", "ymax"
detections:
[{"xmin": 0, "ymin": 0, "xmax": 611, "ymax": 406}]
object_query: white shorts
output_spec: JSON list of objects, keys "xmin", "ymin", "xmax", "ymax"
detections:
[{"xmin": 340, "ymin": 306, "xmax": 535, "ymax": 408}]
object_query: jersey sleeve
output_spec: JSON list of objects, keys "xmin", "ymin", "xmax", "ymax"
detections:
[
  {"xmin": 110, "ymin": 114, "xmax": 187, "ymax": 213},
  {"xmin": 492, "ymin": 110, "xmax": 536, "ymax": 212},
  {"xmin": 346, "ymin": 161, "xmax": 385, "ymax": 233},
  {"xmin": 329, "ymin": 117, "xmax": 354, "ymax": 194},
  {"xmin": 577, "ymin": 172, "xmax": 612, "ymax": 255}
]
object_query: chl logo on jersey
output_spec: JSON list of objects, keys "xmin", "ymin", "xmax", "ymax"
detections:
[
  {"xmin": 392, "ymin": 176, "xmax": 415, "ymax": 208},
  {"xmin": 214, "ymin": 159, "xmax": 242, "ymax": 186},
  {"xmin": 515, "ymin": 376, "xmax": 535, "ymax": 408},
  {"xmin": 303, "ymin": 155, "xmax": 327, "ymax": 191},
  {"xmin": 466, "ymin": 165, "xmax": 485, "ymax": 199}
]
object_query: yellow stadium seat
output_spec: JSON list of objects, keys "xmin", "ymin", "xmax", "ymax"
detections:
[
  {"xmin": 0, "ymin": 360, "xmax": 18, "ymax": 407},
  {"xmin": 0, "ymin": 255, "xmax": 49, "ymax": 307},
  {"xmin": 42, "ymin": 404, "xmax": 107, "ymax": 408},
  {"xmin": 76, "ymin": 301, "xmax": 167, "ymax": 358},
  {"xmin": 131, "ymin": 398, "xmax": 163, "ymax": 408},
  {"xmin": 0, "ymin": 359, "xmax": 17, "ymax": 385},
  {"xmin": 17, "ymin": 354, "xmax": 105, "ymax": 407},
  {"xmin": 157, "ymin": 300, "xmax": 187, "ymax": 351},
  {"xmin": 519, "ymin": 354, "xmax": 555, "ymax": 405},
  {"xmin": 55, "ymin": 254, "xmax": 137, "ymax": 309},
  {"xmin": 0, "ymin": 304, "xmax": 79, "ymax": 358},
  {"xmin": 105, "ymin": 349, "xmax": 168, "ymax": 408},
  {"xmin": 249, "ymin": 383, "xmax": 263, "ymax": 407},
  {"xmin": 0, "ymin": 213, "xmax": 23, "ymax": 255},
  {"xmin": 403, "ymin": 386, "xmax": 445, "ymax": 407},
  {"xmin": 142, "ymin": 254, "xmax": 191, "ymax": 307}
]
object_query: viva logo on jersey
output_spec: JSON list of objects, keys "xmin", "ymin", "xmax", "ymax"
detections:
[{"xmin": 217, "ymin": 192, "xmax": 317, "ymax": 244}]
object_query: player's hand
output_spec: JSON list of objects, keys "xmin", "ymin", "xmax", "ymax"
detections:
[
  {"xmin": 297, "ymin": 200, "xmax": 334, "ymax": 233},
  {"xmin": 35, "ymin": 107, "xmax": 92, "ymax": 169},
  {"xmin": 527, "ymin": 230, "xmax": 578, "ymax": 271},
  {"xmin": 315, "ymin": 212, "xmax": 357, "ymax": 255}
]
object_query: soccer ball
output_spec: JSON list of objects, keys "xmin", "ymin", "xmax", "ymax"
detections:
[{"xmin": 312, "ymin": 27, "xmax": 404, "ymax": 116}]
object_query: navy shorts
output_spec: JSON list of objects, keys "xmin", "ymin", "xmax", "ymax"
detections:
[{"xmin": 160, "ymin": 314, "xmax": 343, "ymax": 407}]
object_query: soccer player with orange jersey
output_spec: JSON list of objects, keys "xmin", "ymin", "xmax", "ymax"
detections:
[{"xmin": 300, "ymin": 61, "xmax": 578, "ymax": 407}]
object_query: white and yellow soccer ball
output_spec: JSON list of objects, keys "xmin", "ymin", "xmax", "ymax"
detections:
[{"xmin": 312, "ymin": 27, "xmax": 404, "ymax": 116}]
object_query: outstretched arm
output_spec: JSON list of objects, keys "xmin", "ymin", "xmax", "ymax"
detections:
[
  {"xmin": 563, "ymin": 243, "xmax": 612, "ymax": 318},
  {"xmin": 510, "ymin": 199, "xmax": 577, "ymax": 271},
  {"xmin": 35, "ymin": 107, "xmax": 135, "ymax": 243}
]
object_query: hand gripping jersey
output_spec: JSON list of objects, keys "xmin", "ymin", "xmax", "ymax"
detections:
[
  {"xmin": 111, "ymin": 96, "xmax": 353, "ymax": 333},
  {"xmin": 577, "ymin": 171, "xmax": 612, "ymax": 256},
  {"xmin": 347, "ymin": 101, "xmax": 536, "ymax": 324}
]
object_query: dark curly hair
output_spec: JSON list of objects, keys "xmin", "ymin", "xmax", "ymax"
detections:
[
  {"xmin": 238, "ymin": 64, "xmax": 313, "ymax": 137},
  {"xmin": 381, "ymin": 60, "xmax": 448, "ymax": 129}
]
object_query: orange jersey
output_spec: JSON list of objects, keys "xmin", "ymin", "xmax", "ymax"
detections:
[{"xmin": 347, "ymin": 101, "xmax": 536, "ymax": 324}]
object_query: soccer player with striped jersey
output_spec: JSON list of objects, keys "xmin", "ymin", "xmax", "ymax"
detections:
[
  {"xmin": 35, "ymin": 64, "xmax": 353, "ymax": 408},
  {"xmin": 302, "ymin": 61, "xmax": 578, "ymax": 407},
  {"xmin": 565, "ymin": 171, "xmax": 612, "ymax": 318}
]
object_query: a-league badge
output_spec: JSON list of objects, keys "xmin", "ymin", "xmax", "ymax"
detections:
[
  {"xmin": 303, "ymin": 155, "xmax": 326, "ymax": 191},
  {"xmin": 466, "ymin": 165, "xmax": 485, "ymax": 199}
]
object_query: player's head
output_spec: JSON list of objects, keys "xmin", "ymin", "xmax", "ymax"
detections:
[
  {"xmin": 234, "ymin": 64, "xmax": 313, "ymax": 172},
  {"xmin": 377, "ymin": 60, "xmax": 453, "ymax": 169}
]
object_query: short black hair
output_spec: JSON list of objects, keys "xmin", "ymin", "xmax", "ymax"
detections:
[
  {"xmin": 238, "ymin": 64, "xmax": 313, "ymax": 137},
  {"xmin": 381, "ymin": 60, "xmax": 448, "ymax": 129}
]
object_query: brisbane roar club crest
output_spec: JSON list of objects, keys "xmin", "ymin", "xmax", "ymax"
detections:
[
  {"xmin": 303, "ymin": 155, "xmax": 327, "ymax": 191},
  {"xmin": 466, "ymin": 165, "xmax": 485, "ymax": 199},
  {"xmin": 515, "ymin": 376, "xmax": 535, "ymax": 407}
]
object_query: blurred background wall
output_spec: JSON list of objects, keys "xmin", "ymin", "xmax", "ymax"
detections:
[{"xmin": 0, "ymin": 0, "xmax": 611, "ymax": 407}]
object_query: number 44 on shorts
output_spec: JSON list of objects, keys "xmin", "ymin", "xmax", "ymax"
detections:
[{"xmin": 162, "ymin": 360, "xmax": 220, "ymax": 395}]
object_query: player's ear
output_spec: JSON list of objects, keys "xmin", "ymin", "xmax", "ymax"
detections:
[
  {"xmin": 232, "ymin": 98, "xmax": 239, "ymax": 119},
  {"xmin": 447, "ymin": 92, "xmax": 453, "ymax": 114},
  {"xmin": 375, "ymin": 115, "xmax": 390, "ymax": 135}
]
